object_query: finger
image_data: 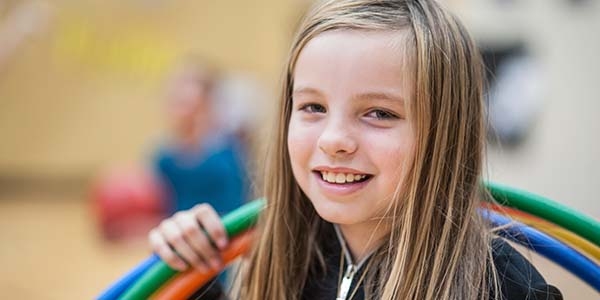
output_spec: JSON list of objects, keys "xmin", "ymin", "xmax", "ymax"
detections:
[
  {"xmin": 148, "ymin": 229, "xmax": 188, "ymax": 271},
  {"xmin": 193, "ymin": 203, "xmax": 228, "ymax": 250},
  {"xmin": 174, "ymin": 212, "xmax": 223, "ymax": 271},
  {"xmin": 160, "ymin": 219, "xmax": 208, "ymax": 272}
]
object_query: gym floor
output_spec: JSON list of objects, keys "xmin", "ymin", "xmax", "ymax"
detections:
[{"xmin": 0, "ymin": 190, "xmax": 145, "ymax": 300}]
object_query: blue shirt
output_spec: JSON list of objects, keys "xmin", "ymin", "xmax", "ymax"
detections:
[{"xmin": 154, "ymin": 134, "xmax": 248, "ymax": 215}]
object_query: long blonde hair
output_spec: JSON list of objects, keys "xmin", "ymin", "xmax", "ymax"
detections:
[{"xmin": 240, "ymin": 1, "xmax": 496, "ymax": 299}]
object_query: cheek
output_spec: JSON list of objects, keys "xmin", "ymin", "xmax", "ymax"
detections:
[
  {"xmin": 287, "ymin": 119, "xmax": 317, "ymax": 172},
  {"xmin": 368, "ymin": 128, "xmax": 415, "ymax": 176}
]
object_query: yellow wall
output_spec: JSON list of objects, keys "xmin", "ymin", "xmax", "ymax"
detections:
[{"xmin": 0, "ymin": 0, "xmax": 305, "ymax": 177}]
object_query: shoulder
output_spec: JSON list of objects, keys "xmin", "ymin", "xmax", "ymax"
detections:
[{"xmin": 491, "ymin": 238, "xmax": 563, "ymax": 300}]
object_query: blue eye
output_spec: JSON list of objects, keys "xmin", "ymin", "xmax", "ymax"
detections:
[
  {"xmin": 366, "ymin": 109, "xmax": 398, "ymax": 120},
  {"xmin": 300, "ymin": 103, "xmax": 326, "ymax": 113}
]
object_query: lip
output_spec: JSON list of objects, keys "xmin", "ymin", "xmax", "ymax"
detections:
[
  {"xmin": 312, "ymin": 165, "xmax": 371, "ymax": 175},
  {"xmin": 312, "ymin": 170, "xmax": 372, "ymax": 197}
]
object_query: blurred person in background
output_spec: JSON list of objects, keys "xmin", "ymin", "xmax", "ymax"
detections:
[
  {"xmin": 153, "ymin": 57, "xmax": 250, "ymax": 216},
  {"xmin": 92, "ymin": 58, "xmax": 255, "ymax": 243}
]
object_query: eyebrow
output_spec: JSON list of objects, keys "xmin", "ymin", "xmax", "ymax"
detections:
[
  {"xmin": 292, "ymin": 87, "xmax": 323, "ymax": 98},
  {"xmin": 352, "ymin": 91, "xmax": 405, "ymax": 104},
  {"xmin": 292, "ymin": 86, "xmax": 405, "ymax": 104}
]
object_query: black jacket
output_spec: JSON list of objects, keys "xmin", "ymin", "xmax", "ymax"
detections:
[{"xmin": 191, "ymin": 223, "xmax": 563, "ymax": 300}]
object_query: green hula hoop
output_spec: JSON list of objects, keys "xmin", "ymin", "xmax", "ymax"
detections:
[
  {"xmin": 485, "ymin": 182, "xmax": 600, "ymax": 248},
  {"xmin": 119, "ymin": 199, "xmax": 266, "ymax": 300}
]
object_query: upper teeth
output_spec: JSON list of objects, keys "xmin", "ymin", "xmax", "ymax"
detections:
[{"xmin": 320, "ymin": 171, "xmax": 367, "ymax": 184}]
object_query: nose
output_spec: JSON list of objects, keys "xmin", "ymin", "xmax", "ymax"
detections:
[{"xmin": 317, "ymin": 116, "xmax": 358, "ymax": 157}]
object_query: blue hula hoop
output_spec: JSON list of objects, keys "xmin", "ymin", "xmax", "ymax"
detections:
[
  {"xmin": 96, "ymin": 254, "xmax": 160, "ymax": 300},
  {"xmin": 484, "ymin": 210, "xmax": 600, "ymax": 292}
]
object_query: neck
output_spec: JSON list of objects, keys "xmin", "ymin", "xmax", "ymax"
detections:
[
  {"xmin": 337, "ymin": 221, "xmax": 390, "ymax": 262},
  {"xmin": 172, "ymin": 121, "xmax": 213, "ymax": 150}
]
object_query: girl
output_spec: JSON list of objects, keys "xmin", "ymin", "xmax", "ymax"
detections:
[{"xmin": 148, "ymin": 0, "xmax": 563, "ymax": 299}]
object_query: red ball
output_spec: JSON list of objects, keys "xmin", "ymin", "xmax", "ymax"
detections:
[{"xmin": 91, "ymin": 166, "xmax": 168, "ymax": 241}]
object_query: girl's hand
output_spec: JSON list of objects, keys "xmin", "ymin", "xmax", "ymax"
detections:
[{"xmin": 148, "ymin": 203, "xmax": 228, "ymax": 273}]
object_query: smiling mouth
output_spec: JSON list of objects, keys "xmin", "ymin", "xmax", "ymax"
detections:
[{"xmin": 316, "ymin": 171, "xmax": 373, "ymax": 184}]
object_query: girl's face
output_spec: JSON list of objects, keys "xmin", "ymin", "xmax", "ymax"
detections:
[{"xmin": 288, "ymin": 30, "xmax": 415, "ymax": 227}]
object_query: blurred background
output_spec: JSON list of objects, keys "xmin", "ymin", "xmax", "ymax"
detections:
[{"xmin": 0, "ymin": 0, "xmax": 598, "ymax": 299}]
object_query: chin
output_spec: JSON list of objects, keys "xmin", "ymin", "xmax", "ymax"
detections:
[{"xmin": 309, "ymin": 198, "xmax": 360, "ymax": 225}]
